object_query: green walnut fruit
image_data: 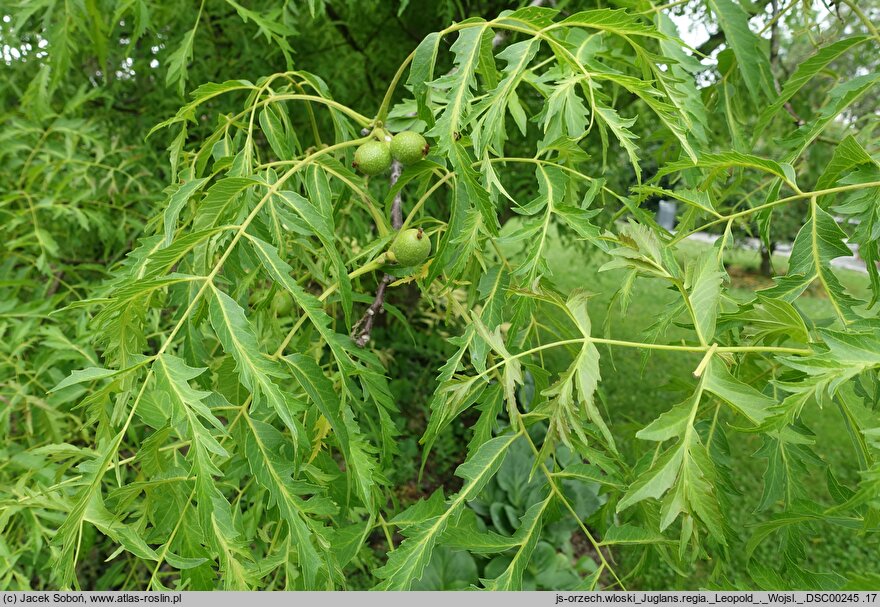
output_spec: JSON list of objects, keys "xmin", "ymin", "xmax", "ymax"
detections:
[
  {"xmin": 388, "ymin": 228, "xmax": 431, "ymax": 267},
  {"xmin": 390, "ymin": 131, "xmax": 429, "ymax": 165},
  {"xmin": 271, "ymin": 290, "xmax": 293, "ymax": 315},
  {"xmin": 353, "ymin": 140, "xmax": 392, "ymax": 175}
]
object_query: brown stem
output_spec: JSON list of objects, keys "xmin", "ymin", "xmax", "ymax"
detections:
[
  {"xmin": 389, "ymin": 160, "xmax": 404, "ymax": 230},
  {"xmin": 353, "ymin": 156, "xmax": 405, "ymax": 347},
  {"xmin": 47, "ymin": 267, "xmax": 64, "ymax": 297},
  {"xmin": 770, "ymin": 0, "xmax": 780, "ymax": 64},
  {"xmin": 352, "ymin": 274, "xmax": 392, "ymax": 347}
]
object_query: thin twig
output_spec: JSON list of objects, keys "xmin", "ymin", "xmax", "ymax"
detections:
[
  {"xmin": 389, "ymin": 160, "xmax": 404, "ymax": 228},
  {"xmin": 352, "ymin": 274, "xmax": 392, "ymax": 347},
  {"xmin": 46, "ymin": 267, "xmax": 64, "ymax": 297}
]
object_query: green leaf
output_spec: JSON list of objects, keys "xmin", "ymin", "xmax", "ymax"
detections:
[
  {"xmin": 542, "ymin": 72, "xmax": 591, "ymax": 145},
  {"xmin": 704, "ymin": 0, "xmax": 774, "ymax": 103},
  {"xmin": 247, "ymin": 235, "xmax": 358, "ymax": 375},
  {"xmin": 84, "ymin": 493, "xmax": 159, "ymax": 562},
  {"xmin": 754, "ymin": 36, "xmax": 869, "ymax": 139},
  {"xmin": 594, "ymin": 71, "xmax": 697, "ymax": 164},
  {"xmin": 594, "ymin": 100, "xmax": 641, "ymax": 182},
  {"xmin": 163, "ymin": 177, "xmax": 209, "ymax": 245},
  {"xmin": 600, "ymin": 524, "xmax": 673, "ymax": 546},
  {"xmin": 637, "ymin": 397, "xmax": 695, "ymax": 443},
  {"xmin": 443, "ymin": 517, "xmax": 520, "ymax": 554},
  {"xmin": 779, "ymin": 72, "xmax": 880, "ymax": 163},
  {"xmin": 599, "ymin": 220, "xmax": 669, "ymax": 278},
  {"xmin": 411, "ymin": 548, "xmax": 479, "ymax": 590},
  {"xmin": 558, "ymin": 8, "xmax": 670, "ymax": 39},
  {"xmin": 259, "ymin": 104, "xmax": 293, "ymax": 160},
  {"xmin": 815, "ymin": 135, "xmax": 876, "ymax": 193},
  {"xmin": 567, "ymin": 291, "xmax": 614, "ymax": 451},
  {"xmin": 703, "ymin": 358, "xmax": 776, "ymax": 425},
  {"xmin": 208, "ymin": 286, "xmax": 307, "ymax": 452},
  {"xmin": 166, "ymin": 24, "xmax": 197, "ymax": 96},
  {"xmin": 554, "ymin": 463, "xmax": 623, "ymax": 489},
  {"xmin": 667, "ymin": 439, "xmax": 726, "ymax": 544},
  {"xmin": 731, "ymin": 295, "xmax": 810, "ymax": 345},
  {"xmin": 620, "ymin": 378, "xmax": 727, "ymax": 542},
  {"xmin": 153, "ymin": 353, "xmax": 237, "ymax": 558},
  {"xmin": 636, "ymin": 186, "xmax": 718, "ymax": 218},
  {"xmin": 407, "ymin": 31, "xmax": 442, "ymax": 125},
  {"xmin": 275, "ymin": 189, "xmax": 352, "ymax": 324},
  {"xmin": 655, "ymin": 151, "xmax": 797, "ymax": 188},
  {"xmin": 471, "ymin": 315, "xmax": 523, "ymax": 422},
  {"xmin": 764, "ymin": 201, "xmax": 863, "ymax": 324},
  {"xmin": 617, "ymin": 439, "xmax": 686, "ymax": 511},
  {"xmin": 686, "ymin": 250, "xmax": 725, "ymax": 343},
  {"xmin": 193, "ymin": 177, "xmax": 260, "ymax": 231},
  {"xmin": 471, "ymin": 39, "xmax": 540, "ymax": 156},
  {"xmin": 821, "ymin": 329, "xmax": 880, "ymax": 366},
  {"xmin": 818, "ymin": 142, "xmax": 880, "ymax": 303},
  {"xmin": 482, "ymin": 496, "xmax": 552, "ymax": 590},
  {"xmin": 283, "ymin": 354, "xmax": 376, "ymax": 507},
  {"xmin": 428, "ymin": 23, "xmax": 486, "ymax": 157},
  {"xmin": 754, "ymin": 431, "xmax": 814, "ymax": 511},
  {"xmin": 52, "ymin": 367, "xmax": 122, "ymax": 392},
  {"xmin": 656, "ymin": 13, "xmax": 709, "ymax": 146},
  {"xmin": 374, "ymin": 432, "xmax": 519, "ymax": 590},
  {"xmin": 243, "ymin": 417, "xmax": 329, "ymax": 588},
  {"xmin": 503, "ymin": 164, "xmax": 567, "ymax": 280}
]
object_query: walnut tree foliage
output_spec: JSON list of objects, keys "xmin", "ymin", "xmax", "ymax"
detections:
[{"xmin": 2, "ymin": 0, "xmax": 880, "ymax": 592}]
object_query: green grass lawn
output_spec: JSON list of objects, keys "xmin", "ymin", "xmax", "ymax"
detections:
[{"xmin": 535, "ymin": 233, "xmax": 877, "ymax": 590}]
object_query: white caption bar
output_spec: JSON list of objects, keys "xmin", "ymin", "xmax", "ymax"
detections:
[{"xmin": 2, "ymin": 592, "xmax": 879, "ymax": 607}]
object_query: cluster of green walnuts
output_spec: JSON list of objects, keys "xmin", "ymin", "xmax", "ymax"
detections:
[
  {"xmin": 354, "ymin": 130, "xmax": 433, "ymax": 270},
  {"xmin": 353, "ymin": 130, "xmax": 429, "ymax": 175},
  {"xmin": 272, "ymin": 130, "xmax": 433, "ymax": 318}
]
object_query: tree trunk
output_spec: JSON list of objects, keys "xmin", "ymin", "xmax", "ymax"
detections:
[{"xmin": 760, "ymin": 243, "xmax": 775, "ymax": 277}]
